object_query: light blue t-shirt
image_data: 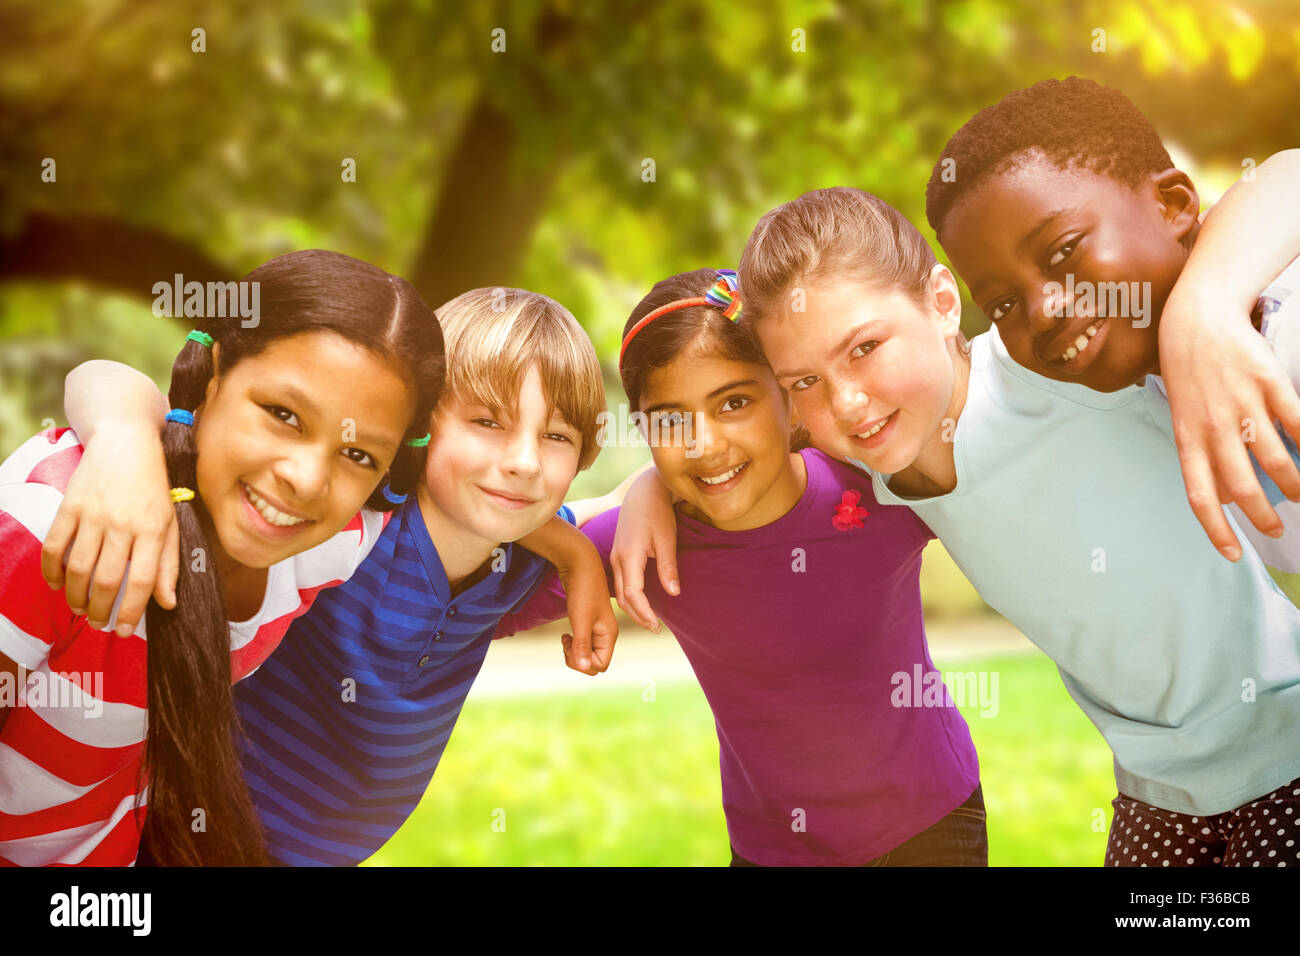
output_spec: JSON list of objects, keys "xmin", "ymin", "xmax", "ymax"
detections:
[{"xmin": 856, "ymin": 327, "xmax": 1300, "ymax": 816}]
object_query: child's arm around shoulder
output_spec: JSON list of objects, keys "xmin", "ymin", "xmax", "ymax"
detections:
[
  {"xmin": 511, "ymin": 461, "xmax": 661, "ymax": 674},
  {"xmin": 495, "ymin": 508, "xmax": 619, "ymax": 647},
  {"xmin": 516, "ymin": 513, "xmax": 617, "ymax": 676},
  {"xmin": 1159, "ymin": 149, "xmax": 1300, "ymax": 559},
  {"xmin": 609, "ymin": 465, "xmax": 680, "ymax": 634},
  {"xmin": 49, "ymin": 360, "xmax": 177, "ymax": 637}
]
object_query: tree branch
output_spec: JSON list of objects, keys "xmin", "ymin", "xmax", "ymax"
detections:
[{"xmin": 0, "ymin": 211, "xmax": 234, "ymax": 302}]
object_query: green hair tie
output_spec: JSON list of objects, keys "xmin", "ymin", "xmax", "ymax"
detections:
[
  {"xmin": 404, "ymin": 433, "xmax": 431, "ymax": 447},
  {"xmin": 186, "ymin": 330, "xmax": 214, "ymax": 348}
]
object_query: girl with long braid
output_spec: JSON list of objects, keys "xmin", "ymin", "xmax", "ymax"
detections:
[{"xmin": 0, "ymin": 249, "xmax": 445, "ymax": 866}]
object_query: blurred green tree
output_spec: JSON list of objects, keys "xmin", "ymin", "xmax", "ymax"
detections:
[{"xmin": 0, "ymin": 0, "xmax": 1296, "ymax": 429}]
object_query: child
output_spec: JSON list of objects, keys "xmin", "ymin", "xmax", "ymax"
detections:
[
  {"xmin": 925, "ymin": 77, "xmax": 1300, "ymax": 570},
  {"xmin": 229, "ymin": 287, "xmax": 613, "ymax": 865},
  {"xmin": 52, "ymin": 286, "xmax": 617, "ymax": 866},
  {"xmin": 0, "ymin": 249, "xmax": 446, "ymax": 866},
  {"xmin": 616, "ymin": 187, "xmax": 1300, "ymax": 866},
  {"xmin": 500, "ymin": 268, "xmax": 984, "ymax": 867}
]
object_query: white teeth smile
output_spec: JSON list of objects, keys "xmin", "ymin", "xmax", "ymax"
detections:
[
  {"xmin": 855, "ymin": 415, "xmax": 891, "ymax": 439},
  {"xmin": 697, "ymin": 463, "xmax": 746, "ymax": 485},
  {"xmin": 1060, "ymin": 319, "xmax": 1104, "ymax": 363},
  {"xmin": 244, "ymin": 484, "xmax": 310, "ymax": 527}
]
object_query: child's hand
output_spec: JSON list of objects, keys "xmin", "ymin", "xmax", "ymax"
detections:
[
  {"xmin": 41, "ymin": 423, "xmax": 179, "ymax": 635},
  {"xmin": 556, "ymin": 557, "xmax": 618, "ymax": 676},
  {"xmin": 1159, "ymin": 287, "xmax": 1300, "ymax": 560},
  {"xmin": 609, "ymin": 468, "xmax": 679, "ymax": 632}
]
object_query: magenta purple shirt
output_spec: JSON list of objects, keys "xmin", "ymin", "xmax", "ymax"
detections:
[{"xmin": 498, "ymin": 447, "xmax": 980, "ymax": 865}]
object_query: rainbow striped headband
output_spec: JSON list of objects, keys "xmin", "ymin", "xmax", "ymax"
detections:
[{"xmin": 619, "ymin": 269, "xmax": 743, "ymax": 367}]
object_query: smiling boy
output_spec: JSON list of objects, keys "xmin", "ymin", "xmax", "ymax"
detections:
[{"xmin": 925, "ymin": 76, "xmax": 1300, "ymax": 568}]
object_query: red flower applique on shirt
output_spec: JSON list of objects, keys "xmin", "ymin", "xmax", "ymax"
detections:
[{"xmin": 832, "ymin": 489, "xmax": 869, "ymax": 531}]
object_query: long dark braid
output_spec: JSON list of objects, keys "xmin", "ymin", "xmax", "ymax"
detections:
[
  {"xmin": 139, "ymin": 251, "xmax": 444, "ymax": 866},
  {"xmin": 140, "ymin": 333, "xmax": 257, "ymax": 865}
]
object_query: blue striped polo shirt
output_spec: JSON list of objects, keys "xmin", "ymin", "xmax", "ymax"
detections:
[{"xmin": 233, "ymin": 498, "xmax": 575, "ymax": 865}]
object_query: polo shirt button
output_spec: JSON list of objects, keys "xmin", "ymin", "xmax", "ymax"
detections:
[
  {"xmin": 434, "ymin": 631, "xmax": 443, "ymax": 641},
  {"xmin": 447, "ymin": 606, "xmax": 457, "ymax": 618},
  {"xmin": 418, "ymin": 655, "xmax": 430, "ymax": 667}
]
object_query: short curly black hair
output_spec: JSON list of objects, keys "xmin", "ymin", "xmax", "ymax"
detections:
[{"xmin": 925, "ymin": 76, "xmax": 1175, "ymax": 237}]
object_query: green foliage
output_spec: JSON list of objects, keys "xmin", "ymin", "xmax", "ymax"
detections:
[
  {"xmin": 5, "ymin": 0, "xmax": 1297, "ymax": 330},
  {"xmin": 0, "ymin": 283, "xmax": 175, "ymax": 450},
  {"xmin": 1, "ymin": 0, "xmax": 424, "ymax": 269}
]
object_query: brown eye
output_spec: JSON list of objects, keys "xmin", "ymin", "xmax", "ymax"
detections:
[
  {"xmin": 342, "ymin": 447, "xmax": 377, "ymax": 468},
  {"xmin": 988, "ymin": 298, "xmax": 1015, "ymax": 322},
  {"xmin": 263, "ymin": 404, "xmax": 301, "ymax": 429},
  {"xmin": 1048, "ymin": 237, "xmax": 1079, "ymax": 268}
]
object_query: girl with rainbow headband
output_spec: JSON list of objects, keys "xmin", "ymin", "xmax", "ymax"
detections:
[
  {"xmin": 498, "ymin": 267, "xmax": 986, "ymax": 866},
  {"xmin": 0, "ymin": 250, "xmax": 445, "ymax": 865}
]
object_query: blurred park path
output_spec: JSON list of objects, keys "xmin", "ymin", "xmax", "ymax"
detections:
[{"xmin": 478, "ymin": 615, "xmax": 1035, "ymax": 697}]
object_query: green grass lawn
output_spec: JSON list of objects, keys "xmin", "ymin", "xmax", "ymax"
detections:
[{"xmin": 363, "ymin": 649, "xmax": 1115, "ymax": 866}]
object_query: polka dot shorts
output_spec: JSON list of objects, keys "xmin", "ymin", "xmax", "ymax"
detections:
[{"xmin": 1106, "ymin": 777, "xmax": 1300, "ymax": 867}]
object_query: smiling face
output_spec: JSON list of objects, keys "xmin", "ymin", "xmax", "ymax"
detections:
[
  {"xmin": 193, "ymin": 330, "xmax": 415, "ymax": 573},
  {"xmin": 757, "ymin": 271, "xmax": 964, "ymax": 483},
  {"xmin": 419, "ymin": 363, "xmax": 582, "ymax": 562},
  {"xmin": 939, "ymin": 155, "xmax": 1197, "ymax": 392},
  {"xmin": 638, "ymin": 346, "xmax": 803, "ymax": 531}
]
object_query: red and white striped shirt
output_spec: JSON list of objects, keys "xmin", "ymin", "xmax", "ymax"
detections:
[{"xmin": 0, "ymin": 428, "xmax": 387, "ymax": 866}]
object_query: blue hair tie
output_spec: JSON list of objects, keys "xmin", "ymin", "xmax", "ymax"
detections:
[
  {"xmin": 165, "ymin": 409, "xmax": 195, "ymax": 427},
  {"xmin": 382, "ymin": 483, "xmax": 407, "ymax": 505}
]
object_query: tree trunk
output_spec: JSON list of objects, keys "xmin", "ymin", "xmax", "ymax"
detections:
[{"xmin": 408, "ymin": 92, "xmax": 564, "ymax": 310}]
